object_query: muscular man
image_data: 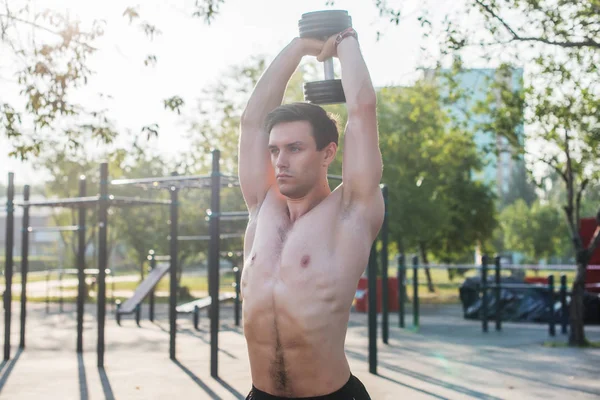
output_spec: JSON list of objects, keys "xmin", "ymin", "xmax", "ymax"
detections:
[{"xmin": 238, "ymin": 26, "xmax": 384, "ymax": 400}]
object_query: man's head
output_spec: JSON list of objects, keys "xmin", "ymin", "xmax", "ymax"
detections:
[{"xmin": 265, "ymin": 102, "xmax": 338, "ymax": 199}]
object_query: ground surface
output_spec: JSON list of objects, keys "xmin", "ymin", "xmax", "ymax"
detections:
[{"xmin": 0, "ymin": 302, "xmax": 599, "ymax": 399}]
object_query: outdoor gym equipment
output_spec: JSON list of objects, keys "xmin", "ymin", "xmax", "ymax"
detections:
[
  {"xmin": 116, "ymin": 261, "xmax": 170, "ymax": 326},
  {"xmin": 298, "ymin": 10, "xmax": 352, "ymax": 104}
]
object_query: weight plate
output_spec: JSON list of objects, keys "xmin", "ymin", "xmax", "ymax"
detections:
[
  {"xmin": 298, "ymin": 10, "xmax": 352, "ymax": 39},
  {"xmin": 304, "ymin": 80, "xmax": 346, "ymax": 105}
]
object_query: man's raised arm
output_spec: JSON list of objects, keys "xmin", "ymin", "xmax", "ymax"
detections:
[
  {"xmin": 319, "ymin": 32, "xmax": 382, "ymax": 207},
  {"xmin": 239, "ymin": 38, "xmax": 322, "ymax": 213}
]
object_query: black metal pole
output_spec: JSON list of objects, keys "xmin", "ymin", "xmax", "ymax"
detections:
[
  {"xmin": 59, "ymin": 270, "xmax": 64, "ymax": 313},
  {"xmin": 481, "ymin": 255, "xmax": 488, "ymax": 333},
  {"xmin": 380, "ymin": 185, "xmax": 389, "ymax": 345},
  {"xmin": 20, "ymin": 185, "xmax": 30, "ymax": 349},
  {"xmin": 367, "ymin": 242, "xmax": 377, "ymax": 375},
  {"xmin": 412, "ymin": 256, "xmax": 419, "ymax": 330},
  {"xmin": 560, "ymin": 274, "xmax": 567, "ymax": 334},
  {"xmin": 494, "ymin": 256, "xmax": 501, "ymax": 331},
  {"xmin": 169, "ymin": 177, "xmax": 179, "ymax": 360},
  {"xmin": 97, "ymin": 163, "xmax": 108, "ymax": 367},
  {"xmin": 77, "ymin": 176, "xmax": 86, "ymax": 353},
  {"xmin": 548, "ymin": 275, "xmax": 555, "ymax": 337},
  {"xmin": 45, "ymin": 270, "xmax": 49, "ymax": 314},
  {"xmin": 209, "ymin": 149, "xmax": 221, "ymax": 378},
  {"xmin": 234, "ymin": 266, "xmax": 240, "ymax": 327},
  {"xmin": 149, "ymin": 251, "xmax": 155, "ymax": 322},
  {"xmin": 4, "ymin": 172, "xmax": 15, "ymax": 361},
  {"xmin": 398, "ymin": 254, "xmax": 405, "ymax": 328}
]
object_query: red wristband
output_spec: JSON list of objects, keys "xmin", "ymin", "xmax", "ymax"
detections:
[{"xmin": 335, "ymin": 27, "xmax": 358, "ymax": 49}]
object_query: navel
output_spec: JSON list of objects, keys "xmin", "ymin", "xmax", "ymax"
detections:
[{"xmin": 300, "ymin": 255, "xmax": 310, "ymax": 268}]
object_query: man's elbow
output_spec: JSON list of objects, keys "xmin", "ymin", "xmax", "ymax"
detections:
[
  {"xmin": 240, "ymin": 110, "xmax": 254, "ymax": 129},
  {"xmin": 347, "ymin": 89, "xmax": 377, "ymax": 117}
]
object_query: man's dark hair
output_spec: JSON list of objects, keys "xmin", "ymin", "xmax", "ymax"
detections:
[{"xmin": 264, "ymin": 102, "xmax": 338, "ymax": 150}]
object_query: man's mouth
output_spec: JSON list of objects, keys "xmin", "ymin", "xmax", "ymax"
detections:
[{"xmin": 277, "ymin": 173, "xmax": 292, "ymax": 179}]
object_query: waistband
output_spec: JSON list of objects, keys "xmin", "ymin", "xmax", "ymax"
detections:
[{"xmin": 248, "ymin": 375, "xmax": 358, "ymax": 400}]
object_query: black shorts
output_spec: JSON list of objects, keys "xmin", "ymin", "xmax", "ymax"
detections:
[{"xmin": 245, "ymin": 374, "xmax": 371, "ymax": 400}]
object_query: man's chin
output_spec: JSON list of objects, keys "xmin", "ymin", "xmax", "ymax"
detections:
[{"xmin": 277, "ymin": 183, "xmax": 301, "ymax": 199}]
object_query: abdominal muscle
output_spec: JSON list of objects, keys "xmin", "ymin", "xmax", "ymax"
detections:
[{"xmin": 243, "ymin": 272, "xmax": 353, "ymax": 397}]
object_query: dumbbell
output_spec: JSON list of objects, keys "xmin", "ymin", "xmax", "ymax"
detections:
[{"xmin": 298, "ymin": 10, "xmax": 352, "ymax": 104}]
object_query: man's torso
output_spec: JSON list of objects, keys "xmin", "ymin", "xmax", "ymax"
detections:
[{"xmin": 241, "ymin": 185, "xmax": 382, "ymax": 397}]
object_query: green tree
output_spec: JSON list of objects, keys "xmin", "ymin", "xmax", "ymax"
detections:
[
  {"xmin": 109, "ymin": 151, "xmax": 172, "ymax": 280},
  {"xmin": 377, "ymin": 82, "xmax": 497, "ymax": 290},
  {"xmin": 404, "ymin": 0, "xmax": 600, "ymax": 345},
  {"xmin": 500, "ymin": 199, "xmax": 571, "ymax": 263},
  {"xmin": 0, "ymin": 1, "xmax": 200, "ymax": 160},
  {"xmin": 36, "ymin": 148, "xmax": 130, "ymax": 273},
  {"xmin": 502, "ymin": 162, "xmax": 538, "ymax": 209}
]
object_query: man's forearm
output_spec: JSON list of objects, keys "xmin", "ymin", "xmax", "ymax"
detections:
[
  {"xmin": 241, "ymin": 39, "xmax": 305, "ymax": 128},
  {"xmin": 337, "ymin": 37, "xmax": 376, "ymax": 112}
]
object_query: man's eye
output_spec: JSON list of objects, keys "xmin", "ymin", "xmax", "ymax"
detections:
[
  {"xmin": 291, "ymin": 147, "xmax": 299, "ymax": 152},
  {"xmin": 270, "ymin": 148, "xmax": 278, "ymax": 154}
]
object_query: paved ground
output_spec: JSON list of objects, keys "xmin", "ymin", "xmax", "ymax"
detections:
[{"xmin": 0, "ymin": 302, "xmax": 599, "ymax": 399}]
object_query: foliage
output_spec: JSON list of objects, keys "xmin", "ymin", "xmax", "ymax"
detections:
[
  {"xmin": 499, "ymin": 199, "xmax": 572, "ymax": 263},
  {"xmin": 399, "ymin": 0, "xmax": 600, "ymax": 345},
  {"xmin": 0, "ymin": 1, "xmax": 117, "ymax": 159},
  {"xmin": 377, "ymin": 82, "xmax": 497, "ymax": 265}
]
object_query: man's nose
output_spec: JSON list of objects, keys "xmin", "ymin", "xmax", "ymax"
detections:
[{"xmin": 276, "ymin": 153, "xmax": 288, "ymax": 168}]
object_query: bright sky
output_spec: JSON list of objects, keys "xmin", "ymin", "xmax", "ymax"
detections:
[{"xmin": 0, "ymin": 0, "xmax": 499, "ymax": 186}]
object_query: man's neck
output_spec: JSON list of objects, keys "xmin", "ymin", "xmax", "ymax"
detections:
[{"xmin": 286, "ymin": 180, "xmax": 331, "ymax": 222}]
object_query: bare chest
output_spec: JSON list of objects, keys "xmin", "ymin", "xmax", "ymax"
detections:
[{"xmin": 242, "ymin": 205, "xmax": 338, "ymax": 290}]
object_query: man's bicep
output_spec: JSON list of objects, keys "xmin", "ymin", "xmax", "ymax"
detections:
[
  {"xmin": 341, "ymin": 109, "xmax": 383, "ymax": 205},
  {"xmin": 238, "ymin": 125, "xmax": 275, "ymax": 211}
]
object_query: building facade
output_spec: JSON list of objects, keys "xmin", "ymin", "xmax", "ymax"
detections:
[{"xmin": 423, "ymin": 67, "xmax": 525, "ymax": 202}]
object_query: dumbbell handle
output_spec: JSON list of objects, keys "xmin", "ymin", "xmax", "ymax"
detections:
[{"xmin": 323, "ymin": 58, "xmax": 334, "ymax": 80}]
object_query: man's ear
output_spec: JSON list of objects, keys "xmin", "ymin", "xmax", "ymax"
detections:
[{"xmin": 323, "ymin": 142, "xmax": 338, "ymax": 167}]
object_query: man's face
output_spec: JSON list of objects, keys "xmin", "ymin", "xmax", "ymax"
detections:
[{"xmin": 268, "ymin": 120, "xmax": 332, "ymax": 199}]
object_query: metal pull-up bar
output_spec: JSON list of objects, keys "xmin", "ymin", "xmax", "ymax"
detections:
[
  {"xmin": 176, "ymin": 232, "xmax": 244, "ymax": 241},
  {"xmin": 205, "ymin": 210, "xmax": 249, "ymax": 221},
  {"xmin": 27, "ymin": 225, "xmax": 80, "ymax": 232}
]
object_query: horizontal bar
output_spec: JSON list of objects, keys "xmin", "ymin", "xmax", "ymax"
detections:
[
  {"xmin": 206, "ymin": 210, "xmax": 249, "ymax": 221},
  {"xmin": 405, "ymin": 264, "xmax": 600, "ymax": 271},
  {"xmin": 501, "ymin": 264, "xmax": 580, "ymax": 271},
  {"xmin": 109, "ymin": 196, "xmax": 171, "ymax": 206},
  {"xmin": 27, "ymin": 225, "xmax": 79, "ymax": 232},
  {"xmin": 110, "ymin": 174, "xmax": 211, "ymax": 186},
  {"xmin": 177, "ymin": 232, "xmax": 244, "ymax": 241},
  {"xmin": 48, "ymin": 268, "xmax": 112, "ymax": 275},
  {"xmin": 327, "ymin": 174, "xmax": 343, "ymax": 181},
  {"xmin": 110, "ymin": 174, "xmax": 240, "ymax": 190},
  {"xmin": 410, "ymin": 264, "xmax": 480, "ymax": 270},
  {"xmin": 15, "ymin": 196, "xmax": 100, "ymax": 208},
  {"xmin": 485, "ymin": 283, "xmax": 548, "ymax": 290}
]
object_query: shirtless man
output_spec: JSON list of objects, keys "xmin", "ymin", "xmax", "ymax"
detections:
[{"xmin": 238, "ymin": 26, "xmax": 384, "ymax": 400}]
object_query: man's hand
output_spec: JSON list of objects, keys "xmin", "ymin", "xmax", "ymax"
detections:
[
  {"xmin": 296, "ymin": 37, "xmax": 326, "ymax": 57},
  {"xmin": 315, "ymin": 34, "xmax": 339, "ymax": 62}
]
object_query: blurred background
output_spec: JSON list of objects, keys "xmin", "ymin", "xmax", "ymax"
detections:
[{"xmin": 0, "ymin": 0, "xmax": 598, "ymax": 327}]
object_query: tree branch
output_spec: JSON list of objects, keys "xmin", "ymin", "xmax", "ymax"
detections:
[
  {"xmin": 0, "ymin": 13, "xmax": 97, "ymax": 51},
  {"xmin": 474, "ymin": 0, "xmax": 600, "ymax": 49},
  {"xmin": 525, "ymin": 150, "xmax": 568, "ymax": 183},
  {"xmin": 562, "ymin": 129, "xmax": 582, "ymax": 250},
  {"xmin": 576, "ymin": 179, "xmax": 589, "ymax": 233}
]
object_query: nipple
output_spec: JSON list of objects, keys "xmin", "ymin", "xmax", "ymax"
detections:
[{"xmin": 300, "ymin": 255, "xmax": 310, "ymax": 268}]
